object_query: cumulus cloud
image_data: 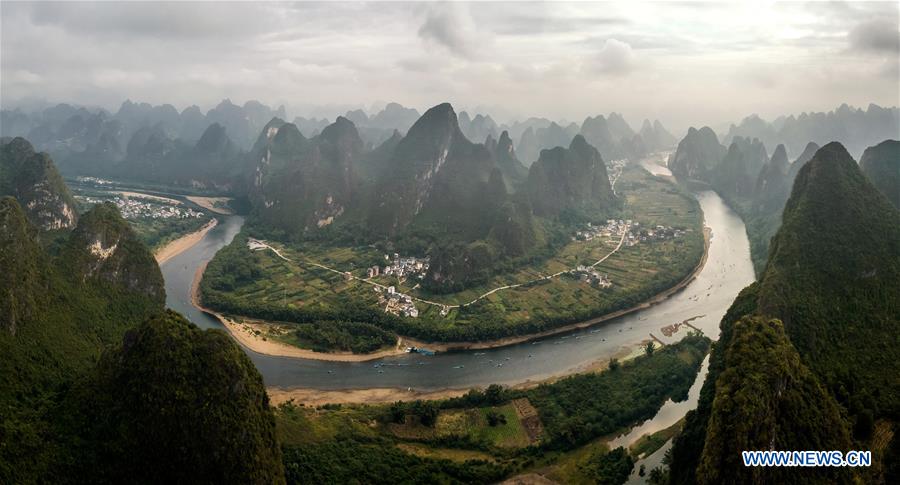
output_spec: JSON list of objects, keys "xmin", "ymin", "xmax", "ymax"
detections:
[
  {"xmin": 590, "ymin": 39, "xmax": 636, "ymax": 75},
  {"xmin": 849, "ymin": 19, "xmax": 900, "ymax": 53},
  {"xmin": 417, "ymin": 2, "xmax": 482, "ymax": 59}
]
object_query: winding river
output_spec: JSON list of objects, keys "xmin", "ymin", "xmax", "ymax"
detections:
[{"xmin": 162, "ymin": 189, "xmax": 754, "ymax": 391}]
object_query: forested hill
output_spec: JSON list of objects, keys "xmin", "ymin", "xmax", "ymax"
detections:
[
  {"xmin": 0, "ymin": 163, "xmax": 284, "ymax": 481},
  {"xmin": 757, "ymin": 142, "xmax": 900, "ymax": 411},
  {"xmin": 0, "ymin": 137, "xmax": 78, "ymax": 230},
  {"xmin": 668, "ymin": 142, "xmax": 900, "ymax": 485},
  {"xmin": 860, "ymin": 139, "xmax": 900, "ymax": 209},
  {"xmin": 0, "ymin": 195, "xmax": 166, "ymax": 480},
  {"xmin": 57, "ymin": 311, "xmax": 285, "ymax": 484}
]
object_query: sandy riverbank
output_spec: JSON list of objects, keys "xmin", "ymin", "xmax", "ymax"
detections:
[
  {"xmin": 189, "ymin": 262, "xmax": 409, "ymax": 362},
  {"xmin": 186, "ymin": 196, "xmax": 234, "ymax": 215},
  {"xmin": 155, "ymin": 218, "xmax": 219, "ymax": 265},
  {"xmin": 117, "ymin": 191, "xmax": 183, "ymax": 205},
  {"xmin": 193, "ymin": 224, "xmax": 711, "ymax": 362},
  {"xmin": 265, "ymin": 344, "xmax": 645, "ymax": 406},
  {"xmin": 267, "ymin": 386, "xmax": 472, "ymax": 407}
]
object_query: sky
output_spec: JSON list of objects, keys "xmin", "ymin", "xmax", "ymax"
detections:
[{"xmin": 1, "ymin": 1, "xmax": 898, "ymax": 132}]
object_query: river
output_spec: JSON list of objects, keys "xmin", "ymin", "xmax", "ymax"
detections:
[{"xmin": 161, "ymin": 187, "xmax": 754, "ymax": 392}]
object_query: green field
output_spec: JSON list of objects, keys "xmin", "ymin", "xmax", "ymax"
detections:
[
  {"xmin": 201, "ymin": 165, "xmax": 704, "ymax": 344},
  {"xmin": 272, "ymin": 336, "xmax": 710, "ymax": 484},
  {"xmin": 388, "ymin": 403, "xmax": 532, "ymax": 449}
]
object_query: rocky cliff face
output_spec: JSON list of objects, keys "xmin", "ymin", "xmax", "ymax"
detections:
[
  {"xmin": 787, "ymin": 142, "xmax": 820, "ymax": 180},
  {"xmin": 249, "ymin": 116, "xmax": 364, "ymax": 234},
  {"xmin": 753, "ymin": 144, "xmax": 791, "ymax": 213},
  {"xmin": 668, "ymin": 126, "xmax": 726, "ymax": 180},
  {"xmin": 712, "ymin": 136, "xmax": 768, "ymax": 199},
  {"xmin": 368, "ymin": 103, "xmax": 472, "ymax": 235},
  {"xmin": 66, "ymin": 202, "xmax": 165, "ymax": 304},
  {"xmin": 860, "ymin": 139, "xmax": 900, "ymax": 209},
  {"xmin": 639, "ymin": 119, "xmax": 677, "ymax": 150},
  {"xmin": 526, "ymin": 135, "xmax": 617, "ymax": 217},
  {"xmin": 0, "ymin": 137, "xmax": 78, "ymax": 230},
  {"xmin": 491, "ymin": 130, "xmax": 528, "ymax": 190}
]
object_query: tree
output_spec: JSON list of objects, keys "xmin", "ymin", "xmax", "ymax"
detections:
[
  {"xmin": 413, "ymin": 400, "xmax": 439, "ymax": 427},
  {"xmin": 645, "ymin": 341, "xmax": 656, "ymax": 355},
  {"xmin": 853, "ymin": 409, "xmax": 874, "ymax": 441},
  {"xmin": 486, "ymin": 410, "xmax": 507, "ymax": 427},
  {"xmin": 484, "ymin": 384, "xmax": 504, "ymax": 405}
]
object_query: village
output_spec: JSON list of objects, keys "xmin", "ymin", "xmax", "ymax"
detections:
[
  {"xmin": 375, "ymin": 286, "xmax": 421, "ymax": 318},
  {"xmin": 366, "ymin": 253, "xmax": 431, "ymax": 318},
  {"xmin": 629, "ymin": 223, "xmax": 686, "ymax": 245},
  {"xmin": 571, "ymin": 265, "xmax": 612, "ymax": 287},
  {"xmin": 364, "ymin": 253, "xmax": 430, "ymax": 281},
  {"xmin": 246, "ymin": 211, "xmax": 684, "ymax": 321},
  {"xmin": 76, "ymin": 193, "xmax": 206, "ymax": 220}
]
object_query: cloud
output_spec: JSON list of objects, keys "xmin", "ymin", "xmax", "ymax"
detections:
[
  {"xmin": 590, "ymin": 39, "xmax": 636, "ymax": 75},
  {"xmin": 1, "ymin": 1, "xmax": 898, "ymax": 130},
  {"xmin": 490, "ymin": 14, "xmax": 629, "ymax": 36},
  {"xmin": 417, "ymin": 3, "xmax": 482, "ymax": 59},
  {"xmin": 27, "ymin": 1, "xmax": 274, "ymax": 40},
  {"xmin": 848, "ymin": 19, "xmax": 900, "ymax": 53}
]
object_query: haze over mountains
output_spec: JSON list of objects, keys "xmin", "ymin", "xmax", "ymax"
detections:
[{"xmin": 668, "ymin": 104, "xmax": 900, "ymax": 275}]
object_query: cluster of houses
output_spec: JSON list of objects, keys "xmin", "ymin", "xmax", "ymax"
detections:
[
  {"xmin": 572, "ymin": 265, "xmax": 612, "ymax": 288},
  {"xmin": 376, "ymin": 286, "xmax": 419, "ymax": 318},
  {"xmin": 629, "ymin": 224, "xmax": 685, "ymax": 245},
  {"xmin": 74, "ymin": 176, "xmax": 115, "ymax": 186},
  {"xmin": 574, "ymin": 219, "xmax": 631, "ymax": 242},
  {"xmin": 76, "ymin": 194, "xmax": 205, "ymax": 220},
  {"xmin": 366, "ymin": 253, "xmax": 430, "ymax": 281}
]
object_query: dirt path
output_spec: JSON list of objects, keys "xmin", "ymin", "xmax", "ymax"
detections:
[
  {"xmin": 399, "ymin": 226, "xmax": 711, "ymax": 353},
  {"xmin": 155, "ymin": 218, "xmax": 218, "ymax": 265},
  {"xmin": 251, "ymin": 224, "xmax": 629, "ymax": 310}
]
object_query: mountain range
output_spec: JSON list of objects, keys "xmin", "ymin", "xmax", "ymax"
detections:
[
  {"xmin": 860, "ymin": 139, "xmax": 900, "ymax": 209},
  {"xmin": 668, "ymin": 122, "xmax": 899, "ymax": 275},
  {"xmin": 723, "ymin": 103, "xmax": 899, "ymax": 160},
  {"xmin": 245, "ymin": 102, "xmax": 619, "ymax": 293}
]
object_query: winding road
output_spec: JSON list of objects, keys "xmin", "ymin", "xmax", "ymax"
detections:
[{"xmin": 249, "ymin": 224, "xmax": 629, "ymax": 311}]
